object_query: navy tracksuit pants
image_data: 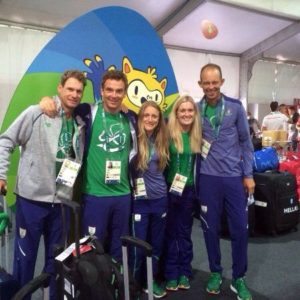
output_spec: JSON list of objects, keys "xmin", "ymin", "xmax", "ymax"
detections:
[
  {"xmin": 198, "ymin": 175, "xmax": 248, "ymax": 279},
  {"xmin": 131, "ymin": 196, "xmax": 167, "ymax": 284},
  {"xmin": 81, "ymin": 193, "xmax": 131, "ymax": 262},
  {"xmin": 164, "ymin": 186, "xmax": 196, "ymax": 280},
  {"xmin": 13, "ymin": 196, "xmax": 65, "ymax": 300}
]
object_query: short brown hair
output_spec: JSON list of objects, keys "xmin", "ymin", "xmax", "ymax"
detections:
[
  {"xmin": 200, "ymin": 63, "xmax": 223, "ymax": 81},
  {"xmin": 60, "ymin": 70, "xmax": 87, "ymax": 87},
  {"xmin": 101, "ymin": 70, "xmax": 128, "ymax": 90}
]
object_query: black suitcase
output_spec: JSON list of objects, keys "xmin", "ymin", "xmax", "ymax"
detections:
[
  {"xmin": 55, "ymin": 201, "xmax": 116, "ymax": 300},
  {"xmin": 55, "ymin": 200, "xmax": 140, "ymax": 300},
  {"xmin": 254, "ymin": 171, "xmax": 300, "ymax": 235}
]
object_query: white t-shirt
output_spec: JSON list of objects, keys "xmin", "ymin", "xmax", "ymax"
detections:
[{"xmin": 262, "ymin": 111, "xmax": 289, "ymax": 131}]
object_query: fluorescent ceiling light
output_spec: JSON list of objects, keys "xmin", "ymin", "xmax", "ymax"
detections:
[{"xmin": 218, "ymin": 0, "xmax": 300, "ymax": 19}]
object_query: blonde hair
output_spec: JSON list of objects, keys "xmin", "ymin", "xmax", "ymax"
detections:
[
  {"xmin": 168, "ymin": 95, "xmax": 202, "ymax": 153},
  {"xmin": 136, "ymin": 101, "xmax": 169, "ymax": 171}
]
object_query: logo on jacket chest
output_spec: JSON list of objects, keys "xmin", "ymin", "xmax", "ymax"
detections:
[
  {"xmin": 225, "ymin": 108, "xmax": 232, "ymax": 116},
  {"xmin": 58, "ymin": 132, "xmax": 73, "ymax": 156},
  {"xmin": 97, "ymin": 124, "xmax": 126, "ymax": 152}
]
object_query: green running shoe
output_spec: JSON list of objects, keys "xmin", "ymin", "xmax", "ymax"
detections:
[
  {"xmin": 206, "ymin": 272, "xmax": 222, "ymax": 294},
  {"xmin": 230, "ymin": 277, "xmax": 252, "ymax": 300}
]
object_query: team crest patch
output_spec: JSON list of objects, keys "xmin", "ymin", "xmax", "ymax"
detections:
[
  {"xmin": 201, "ymin": 205, "xmax": 208, "ymax": 213},
  {"xmin": 225, "ymin": 108, "xmax": 232, "ymax": 116},
  {"xmin": 19, "ymin": 227, "xmax": 26, "ymax": 238},
  {"xmin": 88, "ymin": 226, "xmax": 96, "ymax": 236},
  {"xmin": 134, "ymin": 214, "xmax": 141, "ymax": 222},
  {"xmin": 98, "ymin": 124, "xmax": 126, "ymax": 152}
]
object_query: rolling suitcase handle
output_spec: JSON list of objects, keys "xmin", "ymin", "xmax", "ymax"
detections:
[
  {"xmin": 60, "ymin": 199, "xmax": 81, "ymax": 258},
  {"xmin": 11, "ymin": 273, "xmax": 51, "ymax": 300},
  {"xmin": 54, "ymin": 199, "xmax": 84, "ymax": 300},
  {"xmin": 121, "ymin": 235, "xmax": 153, "ymax": 300}
]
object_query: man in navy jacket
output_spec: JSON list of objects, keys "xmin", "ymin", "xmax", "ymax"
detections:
[{"xmin": 196, "ymin": 63, "xmax": 254, "ymax": 300}]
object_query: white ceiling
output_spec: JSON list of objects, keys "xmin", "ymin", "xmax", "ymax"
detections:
[{"xmin": 1, "ymin": 0, "xmax": 300, "ymax": 64}]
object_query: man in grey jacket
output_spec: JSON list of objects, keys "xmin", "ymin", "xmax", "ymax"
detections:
[{"xmin": 0, "ymin": 70, "xmax": 87, "ymax": 299}]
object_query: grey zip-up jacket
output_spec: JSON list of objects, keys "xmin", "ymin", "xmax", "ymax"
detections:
[{"xmin": 0, "ymin": 97, "xmax": 85, "ymax": 203}]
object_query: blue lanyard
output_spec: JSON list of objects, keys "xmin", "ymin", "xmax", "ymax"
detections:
[
  {"xmin": 201, "ymin": 96, "xmax": 225, "ymax": 139},
  {"xmin": 148, "ymin": 139, "xmax": 155, "ymax": 162}
]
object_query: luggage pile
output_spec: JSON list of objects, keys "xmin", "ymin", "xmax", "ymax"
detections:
[
  {"xmin": 8, "ymin": 198, "xmax": 152, "ymax": 299},
  {"xmin": 54, "ymin": 201, "xmax": 150, "ymax": 300},
  {"xmin": 251, "ymin": 143, "xmax": 300, "ymax": 236},
  {"xmin": 279, "ymin": 151, "xmax": 300, "ymax": 201}
]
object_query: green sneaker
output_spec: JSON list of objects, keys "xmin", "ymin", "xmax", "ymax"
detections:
[
  {"xmin": 178, "ymin": 275, "xmax": 190, "ymax": 290},
  {"xmin": 153, "ymin": 281, "xmax": 167, "ymax": 299},
  {"xmin": 206, "ymin": 272, "xmax": 222, "ymax": 294},
  {"xmin": 166, "ymin": 279, "xmax": 178, "ymax": 291},
  {"xmin": 230, "ymin": 277, "xmax": 252, "ymax": 300}
]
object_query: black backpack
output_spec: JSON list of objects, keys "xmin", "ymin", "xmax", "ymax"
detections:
[{"xmin": 71, "ymin": 238, "xmax": 140, "ymax": 300}]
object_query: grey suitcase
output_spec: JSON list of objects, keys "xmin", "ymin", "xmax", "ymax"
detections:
[{"xmin": 121, "ymin": 236, "xmax": 153, "ymax": 300}]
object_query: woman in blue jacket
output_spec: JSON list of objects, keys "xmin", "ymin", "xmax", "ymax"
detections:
[
  {"xmin": 164, "ymin": 95, "xmax": 201, "ymax": 292},
  {"xmin": 130, "ymin": 101, "xmax": 169, "ymax": 298}
]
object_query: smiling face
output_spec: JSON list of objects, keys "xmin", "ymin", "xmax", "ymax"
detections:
[
  {"xmin": 58, "ymin": 77, "xmax": 84, "ymax": 114},
  {"xmin": 101, "ymin": 79, "xmax": 126, "ymax": 113},
  {"xmin": 127, "ymin": 79, "xmax": 164, "ymax": 108},
  {"xmin": 199, "ymin": 66, "xmax": 224, "ymax": 106},
  {"xmin": 142, "ymin": 105, "xmax": 160, "ymax": 136},
  {"xmin": 177, "ymin": 101, "xmax": 196, "ymax": 132}
]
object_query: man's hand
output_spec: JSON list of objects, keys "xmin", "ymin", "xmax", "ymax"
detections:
[
  {"xmin": 0, "ymin": 179, "xmax": 7, "ymax": 195},
  {"xmin": 40, "ymin": 97, "xmax": 58, "ymax": 118},
  {"xmin": 243, "ymin": 177, "xmax": 255, "ymax": 195}
]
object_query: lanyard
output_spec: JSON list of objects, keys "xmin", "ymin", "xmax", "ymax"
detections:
[
  {"xmin": 61, "ymin": 111, "xmax": 76, "ymax": 158},
  {"xmin": 100, "ymin": 104, "xmax": 124, "ymax": 152},
  {"xmin": 201, "ymin": 95, "xmax": 225, "ymax": 139},
  {"xmin": 148, "ymin": 138, "xmax": 155, "ymax": 162},
  {"xmin": 99, "ymin": 104, "xmax": 125, "ymax": 162}
]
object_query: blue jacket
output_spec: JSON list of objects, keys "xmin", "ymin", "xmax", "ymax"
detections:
[{"xmin": 196, "ymin": 94, "xmax": 254, "ymax": 179}]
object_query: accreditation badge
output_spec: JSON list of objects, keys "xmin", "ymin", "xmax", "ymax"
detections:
[
  {"xmin": 105, "ymin": 160, "xmax": 121, "ymax": 184},
  {"xmin": 169, "ymin": 173, "xmax": 187, "ymax": 196},
  {"xmin": 56, "ymin": 158, "xmax": 81, "ymax": 187},
  {"xmin": 134, "ymin": 178, "xmax": 147, "ymax": 200},
  {"xmin": 201, "ymin": 138, "xmax": 212, "ymax": 159}
]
